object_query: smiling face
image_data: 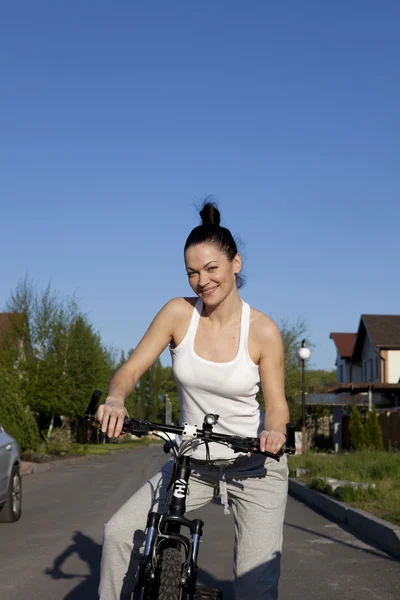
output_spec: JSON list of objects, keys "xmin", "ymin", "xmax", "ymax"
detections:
[{"xmin": 184, "ymin": 243, "xmax": 242, "ymax": 306}]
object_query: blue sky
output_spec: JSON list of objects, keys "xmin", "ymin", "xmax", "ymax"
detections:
[{"xmin": 1, "ymin": 1, "xmax": 399, "ymax": 371}]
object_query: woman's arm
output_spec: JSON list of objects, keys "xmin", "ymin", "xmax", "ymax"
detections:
[
  {"xmin": 97, "ymin": 298, "xmax": 184, "ymax": 438},
  {"xmin": 257, "ymin": 316, "xmax": 290, "ymax": 455}
]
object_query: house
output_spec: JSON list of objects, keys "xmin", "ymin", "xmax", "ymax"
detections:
[
  {"xmin": 330, "ymin": 315, "xmax": 400, "ymax": 403},
  {"xmin": 330, "ymin": 332, "xmax": 358, "ymax": 385},
  {"xmin": 329, "ymin": 315, "xmax": 400, "ymax": 450}
]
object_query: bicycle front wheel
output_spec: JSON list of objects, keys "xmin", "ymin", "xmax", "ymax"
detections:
[{"xmin": 156, "ymin": 546, "xmax": 182, "ymax": 600}]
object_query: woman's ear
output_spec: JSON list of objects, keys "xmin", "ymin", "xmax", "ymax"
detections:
[{"xmin": 233, "ymin": 253, "xmax": 242, "ymax": 275}]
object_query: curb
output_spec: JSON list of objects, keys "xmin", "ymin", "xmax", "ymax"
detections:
[
  {"xmin": 20, "ymin": 444, "xmax": 150, "ymax": 476},
  {"xmin": 21, "ymin": 453, "xmax": 100, "ymax": 475},
  {"xmin": 289, "ymin": 478, "xmax": 400, "ymax": 560}
]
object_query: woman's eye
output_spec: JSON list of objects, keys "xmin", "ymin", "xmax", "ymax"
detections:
[{"xmin": 208, "ymin": 266, "xmax": 217, "ymax": 271}]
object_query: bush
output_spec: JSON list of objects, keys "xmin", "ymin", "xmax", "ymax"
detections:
[
  {"xmin": 333, "ymin": 483, "xmax": 380, "ymax": 503},
  {"xmin": 309, "ymin": 477, "xmax": 331, "ymax": 494},
  {"xmin": 364, "ymin": 408, "xmax": 384, "ymax": 450},
  {"xmin": 348, "ymin": 406, "xmax": 365, "ymax": 450},
  {"xmin": 45, "ymin": 427, "xmax": 75, "ymax": 456}
]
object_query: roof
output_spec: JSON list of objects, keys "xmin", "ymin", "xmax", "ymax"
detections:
[
  {"xmin": 296, "ymin": 390, "xmax": 400, "ymax": 406},
  {"xmin": 353, "ymin": 315, "xmax": 400, "ymax": 360},
  {"xmin": 328, "ymin": 383, "xmax": 400, "ymax": 394},
  {"xmin": 361, "ymin": 315, "xmax": 400, "ymax": 348},
  {"xmin": 329, "ymin": 333, "xmax": 357, "ymax": 359},
  {"xmin": 0, "ymin": 312, "xmax": 27, "ymax": 351}
]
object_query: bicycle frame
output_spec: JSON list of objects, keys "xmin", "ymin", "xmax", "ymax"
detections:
[{"xmin": 134, "ymin": 452, "xmax": 203, "ymax": 600}]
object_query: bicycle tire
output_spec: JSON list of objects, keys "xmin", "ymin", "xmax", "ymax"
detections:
[
  {"xmin": 195, "ymin": 587, "xmax": 223, "ymax": 599},
  {"xmin": 156, "ymin": 546, "xmax": 182, "ymax": 600}
]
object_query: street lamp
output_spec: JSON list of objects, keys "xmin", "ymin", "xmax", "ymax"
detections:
[{"xmin": 298, "ymin": 339, "xmax": 311, "ymax": 453}]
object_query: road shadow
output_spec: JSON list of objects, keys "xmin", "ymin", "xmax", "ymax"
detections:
[
  {"xmin": 45, "ymin": 531, "xmax": 280, "ymax": 599},
  {"xmin": 45, "ymin": 531, "xmax": 102, "ymax": 599},
  {"xmin": 284, "ymin": 521, "xmax": 398, "ymax": 562},
  {"xmin": 198, "ymin": 554, "xmax": 281, "ymax": 599},
  {"xmin": 197, "ymin": 568, "xmax": 234, "ymax": 598}
]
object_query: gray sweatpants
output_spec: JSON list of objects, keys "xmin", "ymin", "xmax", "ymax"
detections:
[{"xmin": 99, "ymin": 453, "xmax": 288, "ymax": 600}]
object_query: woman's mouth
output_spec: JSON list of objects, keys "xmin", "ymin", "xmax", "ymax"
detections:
[{"xmin": 201, "ymin": 287, "xmax": 218, "ymax": 297}]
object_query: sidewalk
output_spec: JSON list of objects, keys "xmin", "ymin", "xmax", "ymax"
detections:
[{"xmin": 289, "ymin": 478, "xmax": 400, "ymax": 560}]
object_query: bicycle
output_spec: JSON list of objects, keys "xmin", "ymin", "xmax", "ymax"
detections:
[{"xmin": 85, "ymin": 390, "xmax": 296, "ymax": 600}]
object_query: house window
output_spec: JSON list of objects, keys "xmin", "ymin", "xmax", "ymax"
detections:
[
  {"xmin": 338, "ymin": 365, "xmax": 343, "ymax": 383},
  {"xmin": 369, "ymin": 359, "xmax": 374, "ymax": 380},
  {"xmin": 375, "ymin": 356, "xmax": 379, "ymax": 381},
  {"xmin": 364, "ymin": 362, "xmax": 367, "ymax": 382}
]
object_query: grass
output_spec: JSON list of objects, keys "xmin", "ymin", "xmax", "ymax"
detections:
[
  {"xmin": 288, "ymin": 450, "xmax": 400, "ymax": 526},
  {"xmin": 77, "ymin": 438, "xmax": 157, "ymax": 455},
  {"xmin": 21, "ymin": 436, "xmax": 161, "ymax": 462}
]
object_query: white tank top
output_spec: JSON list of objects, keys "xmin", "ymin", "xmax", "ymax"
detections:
[{"xmin": 170, "ymin": 298, "xmax": 264, "ymax": 460}]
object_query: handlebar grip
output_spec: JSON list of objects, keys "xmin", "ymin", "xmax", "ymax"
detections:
[
  {"xmin": 253, "ymin": 424, "xmax": 296, "ymax": 457},
  {"xmin": 248, "ymin": 437, "xmax": 260, "ymax": 449},
  {"xmin": 85, "ymin": 390, "xmax": 102, "ymax": 419}
]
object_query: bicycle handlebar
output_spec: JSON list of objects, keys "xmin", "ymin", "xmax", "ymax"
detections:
[{"xmin": 85, "ymin": 390, "xmax": 296, "ymax": 461}]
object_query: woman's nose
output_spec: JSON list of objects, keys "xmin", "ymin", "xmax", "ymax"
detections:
[{"xmin": 198, "ymin": 271, "xmax": 210, "ymax": 288}]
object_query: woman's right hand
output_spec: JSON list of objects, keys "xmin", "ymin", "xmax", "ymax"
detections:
[{"xmin": 97, "ymin": 398, "xmax": 127, "ymax": 438}]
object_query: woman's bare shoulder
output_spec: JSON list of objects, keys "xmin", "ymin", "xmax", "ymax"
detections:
[
  {"xmin": 164, "ymin": 297, "xmax": 198, "ymax": 349},
  {"xmin": 250, "ymin": 307, "xmax": 282, "ymax": 342},
  {"xmin": 162, "ymin": 297, "xmax": 198, "ymax": 321}
]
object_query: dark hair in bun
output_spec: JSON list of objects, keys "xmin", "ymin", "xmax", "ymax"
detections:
[
  {"xmin": 199, "ymin": 202, "xmax": 221, "ymax": 226},
  {"xmin": 184, "ymin": 199, "xmax": 244, "ymax": 288}
]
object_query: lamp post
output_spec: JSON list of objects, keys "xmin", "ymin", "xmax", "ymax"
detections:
[{"xmin": 298, "ymin": 339, "xmax": 311, "ymax": 453}]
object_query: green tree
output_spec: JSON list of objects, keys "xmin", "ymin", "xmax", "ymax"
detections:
[
  {"xmin": 148, "ymin": 359, "xmax": 162, "ymax": 421},
  {"xmin": 18, "ymin": 295, "xmax": 79, "ymax": 423},
  {"xmin": 5, "ymin": 277, "xmax": 116, "ymax": 430},
  {"xmin": 131, "ymin": 358, "xmax": 164, "ymax": 421},
  {"xmin": 6, "ymin": 278, "xmax": 65, "ymax": 423},
  {"xmin": 348, "ymin": 406, "xmax": 366, "ymax": 450},
  {"xmin": 0, "ymin": 354, "xmax": 40, "ymax": 451},
  {"xmin": 137, "ymin": 373, "xmax": 148, "ymax": 419},
  {"xmin": 281, "ymin": 318, "xmax": 308, "ymax": 422},
  {"xmin": 4, "ymin": 275, "xmax": 34, "ymax": 353},
  {"xmin": 364, "ymin": 408, "xmax": 384, "ymax": 450},
  {"xmin": 159, "ymin": 366, "xmax": 179, "ymax": 423},
  {"xmin": 306, "ymin": 369, "xmax": 337, "ymax": 393},
  {"xmin": 256, "ymin": 317, "xmax": 308, "ymax": 424},
  {"xmin": 62, "ymin": 315, "xmax": 115, "ymax": 418},
  {"xmin": 113, "ymin": 349, "xmax": 136, "ymax": 417}
]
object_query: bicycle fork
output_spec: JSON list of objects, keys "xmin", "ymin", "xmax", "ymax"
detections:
[{"xmin": 134, "ymin": 456, "xmax": 205, "ymax": 599}]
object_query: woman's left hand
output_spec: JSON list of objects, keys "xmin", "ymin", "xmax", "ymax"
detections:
[{"xmin": 259, "ymin": 430, "xmax": 286, "ymax": 455}]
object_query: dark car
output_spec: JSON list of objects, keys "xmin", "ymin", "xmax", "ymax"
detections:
[{"xmin": 0, "ymin": 424, "xmax": 21, "ymax": 522}]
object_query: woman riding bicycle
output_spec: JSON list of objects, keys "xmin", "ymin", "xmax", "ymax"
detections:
[{"xmin": 97, "ymin": 201, "xmax": 289, "ymax": 600}]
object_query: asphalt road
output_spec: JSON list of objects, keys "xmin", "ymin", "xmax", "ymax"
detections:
[{"xmin": 0, "ymin": 446, "xmax": 399, "ymax": 600}]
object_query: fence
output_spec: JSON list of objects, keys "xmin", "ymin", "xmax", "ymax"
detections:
[{"xmin": 378, "ymin": 409, "xmax": 400, "ymax": 450}]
